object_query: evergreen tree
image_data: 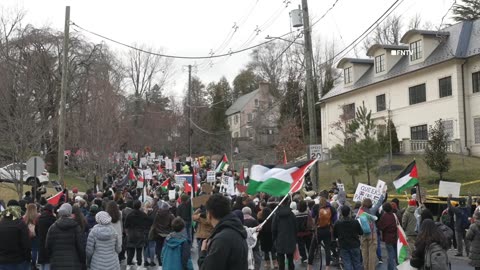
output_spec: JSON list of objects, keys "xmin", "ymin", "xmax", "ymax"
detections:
[
  {"xmin": 424, "ymin": 119, "xmax": 451, "ymax": 180},
  {"xmin": 232, "ymin": 68, "xmax": 260, "ymax": 99},
  {"xmin": 452, "ymin": 0, "xmax": 480, "ymax": 22}
]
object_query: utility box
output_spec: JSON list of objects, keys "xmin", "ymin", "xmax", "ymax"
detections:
[{"xmin": 289, "ymin": 9, "xmax": 303, "ymax": 28}]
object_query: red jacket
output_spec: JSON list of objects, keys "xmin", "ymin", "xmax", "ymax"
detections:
[{"xmin": 377, "ymin": 212, "xmax": 397, "ymax": 244}]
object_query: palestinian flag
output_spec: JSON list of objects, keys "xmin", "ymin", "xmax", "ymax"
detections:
[
  {"xmin": 160, "ymin": 178, "xmax": 170, "ymax": 191},
  {"xmin": 397, "ymin": 225, "xmax": 409, "ymax": 264},
  {"xmin": 47, "ymin": 191, "xmax": 64, "ymax": 206},
  {"xmin": 393, "ymin": 161, "xmax": 419, "ymax": 194},
  {"xmin": 246, "ymin": 159, "xmax": 318, "ymax": 196},
  {"xmin": 215, "ymin": 154, "xmax": 229, "ymax": 173},
  {"xmin": 128, "ymin": 168, "xmax": 136, "ymax": 180},
  {"xmin": 137, "ymin": 172, "xmax": 144, "ymax": 189}
]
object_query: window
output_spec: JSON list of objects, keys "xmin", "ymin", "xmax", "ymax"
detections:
[
  {"xmin": 473, "ymin": 72, "xmax": 480, "ymax": 93},
  {"xmin": 475, "ymin": 118, "xmax": 480, "ymax": 144},
  {"xmin": 234, "ymin": 115, "xmax": 239, "ymax": 124},
  {"xmin": 409, "ymin": 83, "xmax": 426, "ymax": 105},
  {"xmin": 376, "ymin": 94, "xmax": 386, "ymax": 112},
  {"xmin": 442, "ymin": 120, "xmax": 454, "ymax": 139},
  {"xmin": 254, "ymin": 99, "xmax": 259, "ymax": 107},
  {"xmin": 439, "ymin": 76, "xmax": 452, "ymax": 98},
  {"xmin": 343, "ymin": 103, "xmax": 355, "ymax": 120},
  {"xmin": 375, "ymin": 54, "xmax": 385, "ymax": 73},
  {"xmin": 247, "ymin": 113, "xmax": 253, "ymax": 122},
  {"xmin": 410, "ymin": 40, "xmax": 422, "ymax": 61},
  {"xmin": 411, "ymin": 124, "xmax": 428, "ymax": 140},
  {"xmin": 344, "ymin": 67, "xmax": 352, "ymax": 84}
]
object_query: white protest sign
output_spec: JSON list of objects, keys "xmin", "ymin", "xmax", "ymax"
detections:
[
  {"xmin": 176, "ymin": 177, "xmax": 186, "ymax": 186},
  {"xmin": 136, "ymin": 170, "xmax": 144, "ymax": 189},
  {"xmin": 144, "ymin": 168, "xmax": 153, "ymax": 180},
  {"xmin": 165, "ymin": 158, "xmax": 173, "ymax": 170},
  {"xmin": 438, "ymin": 181, "xmax": 461, "ymax": 197},
  {"xmin": 243, "ymin": 168, "xmax": 249, "ymax": 178},
  {"xmin": 140, "ymin": 157, "xmax": 147, "ymax": 167},
  {"xmin": 211, "ymin": 160, "xmax": 217, "ymax": 170},
  {"xmin": 353, "ymin": 183, "xmax": 382, "ymax": 206},
  {"xmin": 168, "ymin": 190, "xmax": 176, "ymax": 201},
  {"xmin": 376, "ymin": 179, "xmax": 387, "ymax": 193},
  {"xmin": 337, "ymin": 184, "xmax": 345, "ymax": 192},
  {"xmin": 207, "ymin": 171, "xmax": 216, "ymax": 183},
  {"xmin": 150, "ymin": 152, "xmax": 156, "ymax": 159},
  {"xmin": 227, "ymin": 177, "xmax": 235, "ymax": 196}
]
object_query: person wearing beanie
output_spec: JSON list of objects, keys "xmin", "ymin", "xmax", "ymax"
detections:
[
  {"xmin": 86, "ymin": 211, "xmax": 121, "ymax": 270},
  {"xmin": 0, "ymin": 204, "xmax": 31, "ymax": 269},
  {"xmin": 87, "ymin": 204, "xmax": 99, "ymax": 230},
  {"xmin": 46, "ymin": 203, "xmax": 86, "ymax": 269},
  {"xmin": 37, "ymin": 204, "xmax": 56, "ymax": 270},
  {"xmin": 402, "ymin": 199, "xmax": 418, "ymax": 253}
]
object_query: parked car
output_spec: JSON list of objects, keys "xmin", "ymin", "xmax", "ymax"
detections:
[{"xmin": 0, "ymin": 163, "xmax": 50, "ymax": 186}]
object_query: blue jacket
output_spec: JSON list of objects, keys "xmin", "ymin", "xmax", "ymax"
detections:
[{"xmin": 161, "ymin": 232, "xmax": 192, "ymax": 270}]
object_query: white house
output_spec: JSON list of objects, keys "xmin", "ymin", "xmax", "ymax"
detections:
[
  {"xmin": 319, "ymin": 20, "xmax": 480, "ymax": 158},
  {"xmin": 225, "ymin": 82, "xmax": 279, "ymax": 145}
]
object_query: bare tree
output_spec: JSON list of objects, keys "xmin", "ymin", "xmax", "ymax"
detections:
[{"xmin": 363, "ymin": 14, "xmax": 403, "ymax": 52}]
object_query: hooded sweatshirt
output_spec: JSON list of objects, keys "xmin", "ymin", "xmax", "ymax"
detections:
[
  {"xmin": 86, "ymin": 224, "xmax": 121, "ymax": 270},
  {"xmin": 46, "ymin": 217, "xmax": 86, "ymax": 270},
  {"xmin": 199, "ymin": 213, "xmax": 248, "ymax": 270},
  {"xmin": 161, "ymin": 231, "xmax": 191, "ymax": 270},
  {"xmin": 402, "ymin": 206, "xmax": 417, "ymax": 236},
  {"xmin": 272, "ymin": 205, "xmax": 298, "ymax": 254}
]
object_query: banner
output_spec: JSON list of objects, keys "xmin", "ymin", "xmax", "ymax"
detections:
[
  {"xmin": 168, "ymin": 190, "xmax": 176, "ymax": 201},
  {"xmin": 353, "ymin": 183, "xmax": 382, "ymax": 206}
]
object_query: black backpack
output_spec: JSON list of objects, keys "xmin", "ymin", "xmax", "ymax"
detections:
[{"xmin": 423, "ymin": 242, "xmax": 451, "ymax": 270}]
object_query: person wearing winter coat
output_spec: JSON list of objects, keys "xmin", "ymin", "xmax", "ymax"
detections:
[
  {"xmin": 36, "ymin": 204, "xmax": 56, "ymax": 270},
  {"xmin": 150, "ymin": 200, "xmax": 175, "ymax": 266},
  {"xmin": 377, "ymin": 202, "xmax": 398, "ymax": 270},
  {"xmin": 124, "ymin": 200, "xmax": 150, "ymax": 266},
  {"xmin": 258, "ymin": 203, "xmax": 276, "ymax": 269},
  {"xmin": 295, "ymin": 200, "xmax": 313, "ymax": 264},
  {"xmin": 0, "ymin": 203, "xmax": 31, "ymax": 269},
  {"xmin": 86, "ymin": 211, "xmax": 122, "ymax": 270},
  {"xmin": 448, "ymin": 194, "xmax": 472, "ymax": 257},
  {"xmin": 272, "ymin": 197, "xmax": 297, "ymax": 270},
  {"xmin": 198, "ymin": 194, "xmax": 248, "ymax": 270},
  {"xmin": 402, "ymin": 200, "xmax": 418, "ymax": 249},
  {"xmin": 193, "ymin": 207, "xmax": 214, "ymax": 255},
  {"xmin": 242, "ymin": 207, "xmax": 262, "ymax": 270},
  {"xmin": 177, "ymin": 195, "xmax": 193, "ymax": 242},
  {"xmin": 333, "ymin": 206, "xmax": 363, "ymax": 270},
  {"xmin": 46, "ymin": 203, "xmax": 86, "ymax": 270},
  {"xmin": 466, "ymin": 211, "xmax": 480, "ymax": 270},
  {"xmin": 106, "ymin": 201, "xmax": 123, "ymax": 263},
  {"xmin": 161, "ymin": 217, "xmax": 192, "ymax": 270},
  {"xmin": 410, "ymin": 219, "xmax": 449, "ymax": 269}
]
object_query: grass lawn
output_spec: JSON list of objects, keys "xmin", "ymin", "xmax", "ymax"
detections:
[
  {"xmin": 48, "ymin": 171, "xmax": 91, "ymax": 192},
  {"xmin": 318, "ymin": 154, "xmax": 480, "ymax": 195}
]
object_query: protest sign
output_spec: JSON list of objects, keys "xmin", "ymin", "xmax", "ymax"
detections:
[
  {"xmin": 206, "ymin": 171, "xmax": 216, "ymax": 183},
  {"xmin": 192, "ymin": 195, "xmax": 211, "ymax": 208},
  {"xmin": 144, "ymin": 168, "xmax": 153, "ymax": 180},
  {"xmin": 176, "ymin": 177, "xmax": 186, "ymax": 186},
  {"xmin": 243, "ymin": 167, "xmax": 249, "ymax": 178},
  {"xmin": 211, "ymin": 160, "xmax": 217, "ymax": 170},
  {"xmin": 202, "ymin": 183, "xmax": 213, "ymax": 194},
  {"xmin": 150, "ymin": 152, "xmax": 156, "ymax": 159},
  {"xmin": 168, "ymin": 190, "xmax": 176, "ymax": 201},
  {"xmin": 227, "ymin": 177, "xmax": 235, "ymax": 196},
  {"xmin": 140, "ymin": 157, "xmax": 147, "ymax": 167},
  {"xmin": 337, "ymin": 184, "xmax": 345, "ymax": 191},
  {"xmin": 353, "ymin": 183, "xmax": 382, "ymax": 206},
  {"xmin": 438, "ymin": 181, "xmax": 461, "ymax": 197},
  {"xmin": 376, "ymin": 179, "xmax": 386, "ymax": 193},
  {"xmin": 165, "ymin": 158, "xmax": 172, "ymax": 170}
]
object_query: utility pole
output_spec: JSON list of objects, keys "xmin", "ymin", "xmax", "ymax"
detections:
[
  {"xmin": 188, "ymin": 64, "xmax": 192, "ymax": 158},
  {"xmin": 301, "ymin": 0, "xmax": 319, "ymax": 189},
  {"xmin": 58, "ymin": 6, "xmax": 70, "ymax": 186}
]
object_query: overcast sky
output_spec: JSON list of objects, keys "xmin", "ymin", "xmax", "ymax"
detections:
[{"xmin": 3, "ymin": 0, "xmax": 456, "ymax": 99}]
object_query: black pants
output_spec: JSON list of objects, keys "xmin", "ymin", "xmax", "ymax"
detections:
[
  {"xmin": 297, "ymin": 234, "xmax": 312, "ymax": 261},
  {"xmin": 277, "ymin": 253, "xmax": 294, "ymax": 270},
  {"xmin": 127, "ymin": 247, "xmax": 143, "ymax": 265},
  {"xmin": 308, "ymin": 228, "xmax": 332, "ymax": 266},
  {"xmin": 155, "ymin": 237, "xmax": 166, "ymax": 265}
]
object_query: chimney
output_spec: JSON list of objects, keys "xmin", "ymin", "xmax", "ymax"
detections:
[{"xmin": 259, "ymin": 82, "xmax": 269, "ymax": 95}]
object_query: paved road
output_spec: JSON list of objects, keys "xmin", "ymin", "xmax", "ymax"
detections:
[{"xmin": 126, "ymin": 243, "xmax": 471, "ymax": 270}]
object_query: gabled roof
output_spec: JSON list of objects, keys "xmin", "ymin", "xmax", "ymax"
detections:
[
  {"xmin": 400, "ymin": 29, "xmax": 450, "ymax": 43},
  {"xmin": 225, "ymin": 89, "xmax": 259, "ymax": 116},
  {"xmin": 320, "ymin": 20, "xmax": 478, "ymax": 103},
  {"xmin": 366, "ymin": 44, "xmax": 409, "ymax": 56},
  {"xmin": 336, "ymin": 58, "xmax": 373, "ymax": 68}
]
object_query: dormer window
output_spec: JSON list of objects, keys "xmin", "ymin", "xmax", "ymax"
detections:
[
  {"xmin": 375, "ymin": 54, "xmax": 385, "ymax": 73},
  {"xmin": 410, "ymin": 40, "xmax": 422, "ymax": 61},
  {"xmin": 344, "ymin": 67, "xmax": 352, "ymax": 84}
]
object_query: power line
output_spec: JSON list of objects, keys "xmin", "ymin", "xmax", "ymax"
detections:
[{"xmin": 71, "ymin": 21, "xmax": 292, "ymax": 60}]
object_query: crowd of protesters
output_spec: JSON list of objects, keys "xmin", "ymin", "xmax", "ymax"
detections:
[{"xmin": 1, "ymin": 155, "xmax": 480, "ymax": 270}]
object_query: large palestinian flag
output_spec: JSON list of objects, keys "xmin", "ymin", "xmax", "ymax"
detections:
[
  {"xmin": 397, "ymin": 224, "xmax": 409, "ymax": 264},
  {"xmin": 215, "ymin": 154, "xmax": 229, "ymax": 173},
  {"xmin": 393, "ymin": 160, "xmax": 418, "ymax": 194},
  {"xmin": 246, "ymin": 159, "xmax": 317, "ymax": 196}
]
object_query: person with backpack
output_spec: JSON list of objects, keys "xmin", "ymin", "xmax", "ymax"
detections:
[
  {"xmin": 161, "ymin": 217, "xmax": 193, "ymax": 270},
  {"xmin": 377, "ymin": 202, "xmax": 397, "ymax": 270},
  {"xmin": 295, "ymin": 200, "xmax": 313, "ymax": 264},
  {"xmin": 410, "ymin": 219, "xmax": 450, "ymax": 270},
  {"xmin": 448, "ymin": 194, "xmax": 472, "ymax": 257},
  {"xmin": 467, "ymin": 211, "xmax": 480, "ymax": 270},
  {"xmin": 307, "ymin": 196, "xmax": 337, "ymax": 270},
  {"xmin": 356, "ymin": 192, "xmax": 385, "ymax": 270},
  {"xmin": 333, "ymin": 206, "xmax": 363, "ymax": 270}
]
